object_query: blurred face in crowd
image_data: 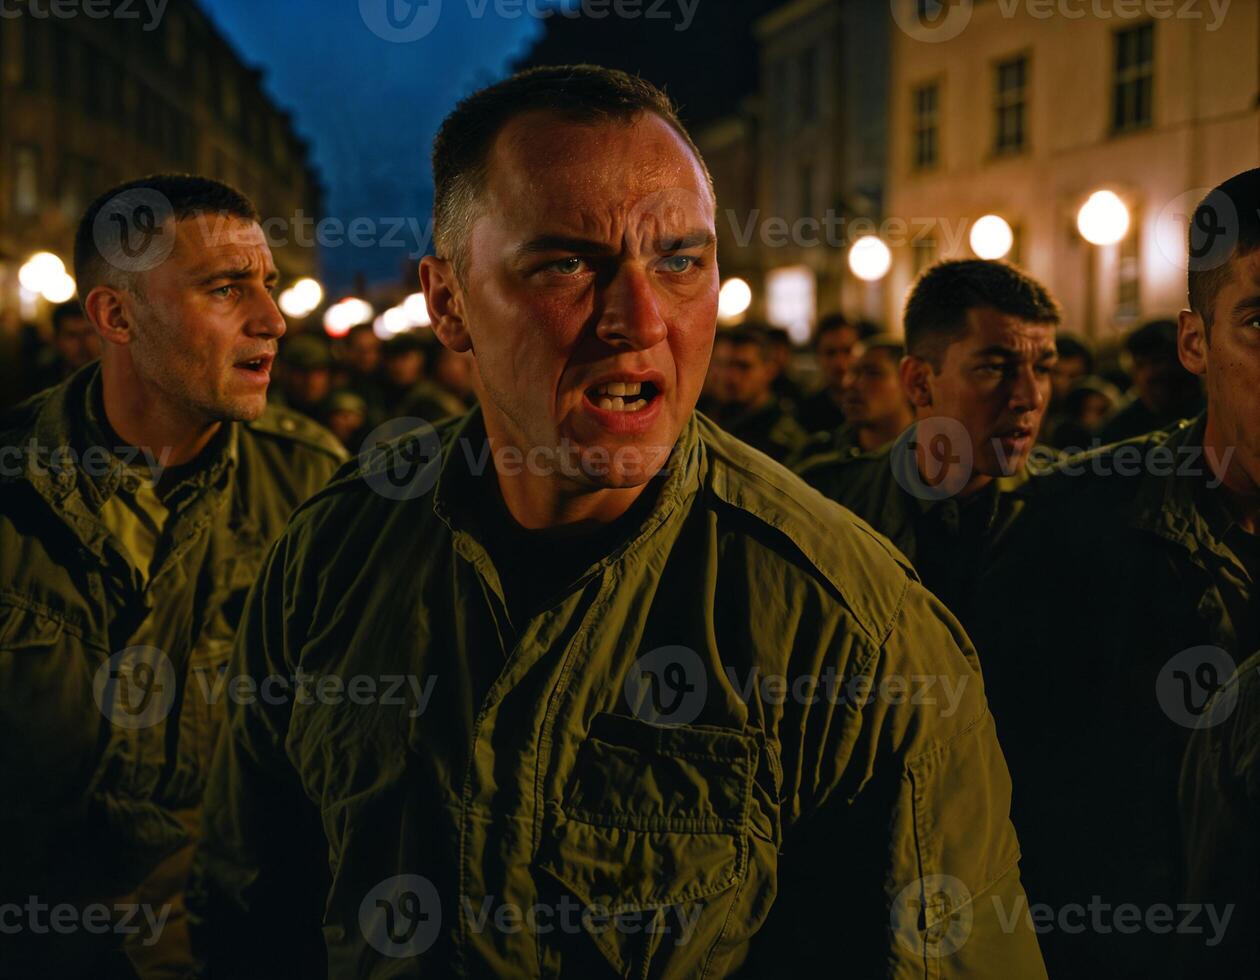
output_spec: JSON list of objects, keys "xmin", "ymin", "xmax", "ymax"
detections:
[
  {"xmin": 1076, "ymin": 390, "xmax": 1114, "ymax": 430},
  {"xmin": 711, "ymin": 338, "xmax": 774, "ymax": 410},
  {"xmin": 384, "ymin": 350, "xmax": 424, "ymax": 389},
  {"xmin": 281, "ymin": 366, "xmax": 331, "ymax": 410},
  {"xmin": 904, "ymin": 306, "xmax": 1056, "ymax": 484},
  {"xmin": 1051, "ymin": 353, "xmax": 1089, "ymax": 407},
  {"xmin": 1180, "ymin": 247, "xmax": 1260, "ymax": 504},
  {"xmin": 326, "ymin": 407, "xmax": 366, "ymax": 447},
  {"xmin": 422, "ymin": 110, "xmax": 718, "ymax": 490},
  {"xmin": 435, "ymin": 348, "xmax": 476, "ymax": 400},
  {"xmin": 53, "ymin": 312, "xmax": 102, "ymax": 370},
  {"xmin": 816, "ymin": 325, "xmax": 860, "ymax": 392},
  {"xmin": 89, "ymin": 216, "xmax": 284, "ymax": 422},
  {"xmin": 345, "ymin": 328, "xmax": 382, "ymax": 376},
  {"xmin": 842, "ymin": 346, "xmax": 911, "ymax": 434},
  {"xmin": 1131, "ymin": 348, "xmax": 1195, "ymax": 413}
]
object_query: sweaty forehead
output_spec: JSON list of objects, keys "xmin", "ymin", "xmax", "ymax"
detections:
[
  {"xmin": 481, "ymin": 111, "xmax": 713, "ymax": 234},
  {"xmin": 170, "ymin": 216, "xmax": 273, "ymax": 271},
  {"xmin": 961, "ymin": 307, "xmax": 1056, "ymax": 351}
]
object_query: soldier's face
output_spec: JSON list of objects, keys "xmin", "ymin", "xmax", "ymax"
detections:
[
  {"xmin": 817, "ymin": 326, "xmax": 859, "ymax": 389},
  {"xmin": 129, "ymin": 217, "xmax": 284, "ymax": 422},
  {"xmin": 842, "ymin": 347, "xmax": 908, "ymax": 430},
  {"xmin": 922, "ymin": 307, "xmax": 1056, "ymax": 478},
  {"xmin": 458, "ymin": 111, "xmax": 718, "ymax": 488},
  {"xmin": 711, "ymin": 340, "xmax": 772, "ymax": 407},
  {"xmin": 1188, "ymin": 248, "xmax": 1260, "ymax": 494},
  {"xmin": 54, "ymin": 314, "xmax": 101, "ymax": 369}
]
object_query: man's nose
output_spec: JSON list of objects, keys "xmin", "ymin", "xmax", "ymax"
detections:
[
  {"xmin": 595, "ymin": 265, "xmax": 668, "ymax": 351},
  {"xmin": 1010, "ymin": 364, "xmax": 1045, "ymax": 414},
  {"xmin": 247, "ymin": 287, "xmax": 287, "ymax": 339}
]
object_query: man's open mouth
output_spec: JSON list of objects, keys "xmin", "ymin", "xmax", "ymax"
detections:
[
  {"xmin": 585, "ymin": 380, "xmax": 660, "ymax": 414},
  {"xmin": 235, "ymin": 355, "xmax": 273, "ymax": 374}
]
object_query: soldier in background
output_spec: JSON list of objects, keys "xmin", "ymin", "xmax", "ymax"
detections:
[
  {"xmin": 1097, "ymin": 318, "xmax": 1204, "ymax": 443},
  {"xmin": 272, "ymin": 333, "xmax": 334, "ymax": 421},
  {"xmin": 794, "ymin": 312, "xmax": 860, "ymax": 435},
  {"xmin": 0, "ymin": 175, "xmax": 345, "ymax": 978},
  {"xmin": 707, "ymin": 324, "xmax": 808, "ymax": 462},
  {"xmin": 801, "ymin": 259, "xmax": 1059, "ymax": 634},
  {"xmin": 22, "ymin": 301, "xmax": 103, "ymax": 400}
]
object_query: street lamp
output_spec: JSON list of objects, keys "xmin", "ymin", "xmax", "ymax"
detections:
[
  {"xmin": 18, "ymin": 252, "xmax": 66, "ymax": 294},
  {"xmin": 970, "ymin": 215, "xmax": 1014, "ymax": 260},
  {"xmin": 848, "ymin": 236, "xmax": 891, "ymax": 282},
  {"xmin": 1077, "ymin": 191, "xmax": 1130, "ymax": 246},
  {"xmin": 279, "ymin": 277, "xmax": 324, "ymax": 318},
  {"xmin": 323, "ymin": 297, "xmax": 374, "ymax": 338},
  {"xmin": 717, "ymin": 277, "xmax": 752, "ymax": 322}
]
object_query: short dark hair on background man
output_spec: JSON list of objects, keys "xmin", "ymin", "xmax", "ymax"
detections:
[
  {"xmin": 861, "ymin": 333, "xmax": 906, "ymax": 362},
  {"xmin": 715, "ymin": 324, "xmax": 771, "ymax": 359},
  {"xmin": 74, "ymin": 174, "xmax": 258, "ymax": 299},
  {"xmin": 813, "ymin": 313, "xmax": 856, "ymax": 347},
  {"xmin": 1055, "ymin": 333, "xmax": 1094, "ymax": 372},
  {"xmin": 1123, "ymin": 319, "xmax": 1178, "ymax": 360},
  {"xmin": 51, "ymin": 301, "xmax": 87, "ymax": 334},
  {"xmin": 1187, "ymin": 168, "xmax": 1260, "ymax": 336},
  {"xmin": 431, "ymin": 64, "xmax": 714, "ymax": 277},
  {"xmin": 904, "ymin": 259, "xmax": 1061, "ymax": 369}
]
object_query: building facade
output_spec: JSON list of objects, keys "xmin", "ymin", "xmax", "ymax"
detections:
[
  {"xmin": 885, "ymin": 0, "xmax": 1260, "ymax": 339},
  {"xmin": 0, "ymin": 0, "xmax": 322, "ymax": 332}
]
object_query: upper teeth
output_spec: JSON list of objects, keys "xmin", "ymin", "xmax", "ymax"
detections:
[{"xmin": 591, "ymin": 381, "xmax": 643, "ymax": 397}]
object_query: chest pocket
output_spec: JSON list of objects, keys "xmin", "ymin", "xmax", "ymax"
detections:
[{"xmin": 536, "ymin": 712, "xmax": 757, "ymax": 979}]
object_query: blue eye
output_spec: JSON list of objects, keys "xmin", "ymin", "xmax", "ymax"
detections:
[{"xmin": 660, "ymin": 255, "xmax": 696, "ymax": 273}]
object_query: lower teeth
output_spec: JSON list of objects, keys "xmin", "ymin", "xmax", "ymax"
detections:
[{"xmin": 597, "ymin": 396, "xmax": 647, "ymax": 413}]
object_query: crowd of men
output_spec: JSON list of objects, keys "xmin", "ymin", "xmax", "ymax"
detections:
[{"xmin": 0, "ymin": 65, "xmax": 1255, "ymax": 979}]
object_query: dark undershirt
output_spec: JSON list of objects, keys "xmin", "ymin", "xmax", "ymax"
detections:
[{"xmin": 478, "ymin": 473, "xmax": 663, "ymax": 632}]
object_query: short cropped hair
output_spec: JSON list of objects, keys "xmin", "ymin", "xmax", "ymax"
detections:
[
  {"xmin": 861, "ymin": 332, "xmax": 906, "ymax": 363},
  {"xmin": 1187, "ymin": 168, "xmax": 1260, "ymax": 338},
  {"xmin": 74, "ymin": 174, "xmax": 258, "ymax": 299},
  {"xmin": 904, "ymin": 259, "xmax": 1061, "ymax": 370},
  {"xmin": 715, "ymin": 324, "xmax": 771, "ymax": 359},
  {"xmin": 1055, "ymin": 333, "xmax": 1094, "ymax": 371},
  {"xmin": 51, "ymin": 301, "xmax": 87, "ymax": 333},
  {"xmin": 431, "ymin": 64, "xmax": 713, "ymax": 277},
  {"xmin": 813, "ymin": 313, "xmax": 857, "ymax": 348}
]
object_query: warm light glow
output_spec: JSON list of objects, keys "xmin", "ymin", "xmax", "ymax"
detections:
[
  {"xmin": 1077, "ymin": 190, "xmax": 1130, "ymax": 246},
  {"xmin": 279, "ymin": 278, "xmax": 324, "ymax": 318},
  {"xmin": 717, "ymin": 278, "xmax": 752, "ymax": 322},
  {"xmin": 766, "ymin": 266, "xmax": 816, "ymax": 345},
  {"xmin": 323, "ymin": 297, "xmax": 374, "ymax": 338},
  {"xmin": 970, "ymin": 215, "xmax": 1014, "ymax": 260},
  {"xmin": 402, "ymin": 292, "xmax": 432, "ymax": 327},
  {"xmin": 18, "ymin": 253, "xmax": 66, "ymax": 294},
  {"xmin": 848, "ymin": 236, "xmax": 892, "ymax": 282},
  {"xmin": 42, "ymin": 273, "xmax": 77, "ymax": 303}
]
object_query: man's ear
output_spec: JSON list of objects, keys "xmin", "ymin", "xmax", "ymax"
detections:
[
  {"xmin": 419, "ymin": 256, "xmax": 472, "ymax": 353},
  {"xmin": 84, "ymin": 285, "xmax": 134, "ymax": 346},
  {"xmin": 900, "ymin": 354, "xmax": 934, "ymax": 410},
  {"xmin": 1178, "ymin": 308, "xmax": 1208, "ymax": 377}
]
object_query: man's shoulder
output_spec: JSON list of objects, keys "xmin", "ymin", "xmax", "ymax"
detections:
[
  {"xmin": 243, "ymin": 403, "xmax": 348, "ymax": 465},
  {"xmin": 697, "ymin": 415, "xmax": 914, "ymax": 643},
  {"xmin": 795, "ymin": 442, "xmax": 892, "ymax": 506},
  {"xmin": 0, "ymin": 389, "xmax": 52, "ymax": 448}
]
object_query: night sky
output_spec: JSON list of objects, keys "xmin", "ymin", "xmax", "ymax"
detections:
[{"xmin": 199, "ymin": 0, "xmax": 546, "ymax": 293}]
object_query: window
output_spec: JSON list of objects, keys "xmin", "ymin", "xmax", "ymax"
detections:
[
  {"xmin": 14, "ymin": 145, "xmax": 40, "ymax": 216},
  {"xmin": 912, "ymin": 82, "xmax": 939, "ymax": 170},
  {"xmin": 1117, "ymin": 222, "xmax": 1140, "ymax": 319},
  {"xmin": 799, "ymin": 46, "xmax": 818, "ymax": 122},
  {"xmin": 993, "ymin": 56, "xmax": 1027, "ymax": 154},
  {"xmin": 1113, "ymin": 23, "xmax": 1153, "ymax": 132}
]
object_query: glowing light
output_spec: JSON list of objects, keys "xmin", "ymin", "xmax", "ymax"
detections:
[
  {"xmin": 323, "ymin": 297, "xmax": 373, "ymax": 338},
  {"xmin": 18, "ymin": 253, "xmax": 66, "ymax": 294},
  {"xmin": 766, "ymin": 266, "xmax": 816, "ymax": 345},
  {"xmin": 848, "ymin": 236, "xmax": 892, "ymax": 282},
  {"xmin": 42, "ymin": 273, "xmax": 77, "ymax": 303},
  {"xmin": 970, "ymin": 215, "xmax": 1014, "ymax": 260},
  {"xmin": 402, "ymin": 292, "xmax": 432, "ymax": 327},
  {"xmin": 279, "ymin": 277, "xmax": 324, "ymax": 318},
  {"xmin": 717, "ymin": 278, "xmax": 752, "ymax": 322},
  {"xmin": 1077, "ymin": 190, "xmax": 1130, "ymax": 246}
]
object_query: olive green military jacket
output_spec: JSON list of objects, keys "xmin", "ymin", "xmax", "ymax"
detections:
[
  {"xmin": 711, "ymin": 398, "xmax": 808, "ymax": 464},
  {"xmin": 796, "ymin": 431, "xmax": 1038, "ymax": 633},
  {"xmin": 195, "ymin": 407, "xmax": 1046, "ymax": 979},
  {"xmin": 0, "ymin": 366, "xmax": 345, "ymax": 922}
]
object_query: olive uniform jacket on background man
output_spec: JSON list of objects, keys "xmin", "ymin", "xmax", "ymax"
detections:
[
  {"xmin": 194, "ymin": 407, "xmax": 1047, "ymax": 979},
  {"xmin": 0, "ymin": 364, "xmax": 345, "ymax": 977},
  {"xmin": 974, "ymin": 416, "xmax": 1258, "ymax": 979}
]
